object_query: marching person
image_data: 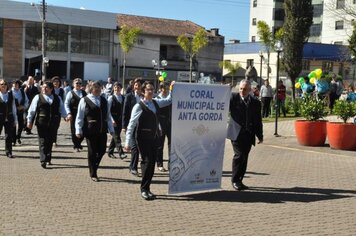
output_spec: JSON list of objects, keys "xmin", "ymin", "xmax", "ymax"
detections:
[
  {"xmin": 75, "ymin": 81, "xmax": 114, "ymax": 182},
  {"xmin": 122, "ymin": 78, "xmax": 142, "ymax": 176},
  {"xmin": 65, "ymin": 78, "xmax": 87, "ymax": 152},
  {"xmin": 51, "ymin": 76, "xmax": 65, "ymax": 147},
  {"xmin": 107, "ymin": 82, "xmax": 127, "ymax": 159},
  {"xmin": 155, "ymin": 82, "xmax": 172, "ymax": 172},
  {"xmin": 229, "ymin": 79, "xmax": 263, "ymax": 191},
  {"xmin": 124, "ymin": 81, "xmax": 173, "ymax": 200},
  {"xmin": 23, "ymin": 76, "xmax": 39, "ymax": 135},
  {"xmin": 26, "ymin": 81, "xmax": 68, "ymax": 168},
  {"xmin": 11, "ymin": 79, "xmax": 29, "ymax": 145},
  {"xmin": 0, "ymin": 79, "xmax": 18, "ymax": 158}
]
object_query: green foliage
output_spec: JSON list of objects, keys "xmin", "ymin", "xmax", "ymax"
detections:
[
  {"xmin": 283, "ymin": 0, "xmax": 313, "ymax": 100},
  {"xmin": 218, "ymin": 60, "xmax": 241, "ymax": 76},
  {"xmin": 333, "ymin": 100, "xmax": 356, "ymax": 123},
  {"xmin": 348, "ymin": 23, "xmax": 356, "ymax": 59},
  {"xmin": 118, "ymin": 25, "xmax": 142, "ymax": 54},
  {"xmin": 299, "ymin": 95, "xmax": 329, "ymax": 121},
  {"xmin": 177, "ymin": 28, "xmax": 208, "ymax": 57}
]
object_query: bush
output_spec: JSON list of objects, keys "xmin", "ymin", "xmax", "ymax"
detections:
[
  {"xmin": 333, "ymin": 100, "xmax": 356, "ymax": 123},
  {"xmin": 299, "ymin": 95, "xmax": 329, "ymax": 121}
]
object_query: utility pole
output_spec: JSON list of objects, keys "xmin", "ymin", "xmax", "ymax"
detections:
[{"xmin": 41, "ymin": 0, "xmax": 47, "ymax": 81}]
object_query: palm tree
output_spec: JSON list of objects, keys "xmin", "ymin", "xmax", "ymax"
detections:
[
  {"xmin": 219, "ymin": 60, "xmax": 241, "ymax": 86},
  {"xmin": 118, "ymin": 25, "xmax": 141, "ymax": 89},
  {"xmin": 177, "ymin": 28, "xmax": 208, "ymax": 83}
]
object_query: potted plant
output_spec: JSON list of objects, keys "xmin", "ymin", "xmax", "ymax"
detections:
[
  {"xmin": 294, "ymin": 95, "xmax": 329, "ymax": 146},
  {"xmin": 327, "ymin": 100, "xmax": 356, "ymax": 150}
]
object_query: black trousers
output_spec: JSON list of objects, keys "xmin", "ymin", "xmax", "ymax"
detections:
[
  {"xmin": 129, "ymin": 138, "xmax": 139, "ymax": 171},
  {"xmin": 70, "ymin": 119, "xmax": 84, "ymax": 149},
  {"xmin": 37, "ymin": 125, "xmax": 58, "ymax": 162},
  {"xmin": 14, "ymin": 111, "xmax": 25, "ymax": 142},
  {"xmin": 231, "ymin": 132, "xmax": 253, "ymax": 184},
  {"xmin": 53, "ymin": 119, "xmax": 61, "ymax": 144},
  {"xmin": 86, "ymin": 133, "xmax": 107, "ymax": 178},
  {"xmin": 1, "ymin": 121, "xmax": 15, "ymax": 155},
  {"xmin": 108, "ymin": 126, "xmax": 124, "ymax": 155},
  {"xmin": 137, "ymin": 137, "xmax": 158, "ymax": 192},
  {"xmin": 156, "ymin": 120, "xmax": 171, "ymax": 167},
  {"xmin": 261, "ymin": 97, "xmax": 272, "ymax": 118}
]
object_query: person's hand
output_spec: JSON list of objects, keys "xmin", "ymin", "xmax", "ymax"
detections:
[
  {"xmin": 27, "ymin": 123, "xmax": 33, "ymax": 130},
  {"xmin": 258, "ymin": 138, "xmax": 263, "ymax": 144},
  {"xmin": 124, "ymin": 145, "xmax": 131, "ymax": 152},
  {"xmin": 112, "ymin": 121, "xmax": 117, "ymax": 127},
  {"xmin": 76, "ymin": 134, "xmax": 82, "ymax": 139},
  {"xmin": 169, "ymin": 81, "xmax": 176, "ymax": 91},
  {"xmin": 122, "ymin": 128, "xmax": 126, "ymax": 133},
  {"xmin": 66, "ymin": 114, "xmax": 72, "ymax": 122}
]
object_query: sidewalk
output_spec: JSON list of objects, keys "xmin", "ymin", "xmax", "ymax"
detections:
[{"xmin": 0, "ymin": 118, "xmax": 355, "ymax": 235}]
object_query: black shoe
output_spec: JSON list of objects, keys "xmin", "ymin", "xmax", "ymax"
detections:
[
  {"xmin": 12, "ymin": 142, "xmax": 16, "ymax": 146},
  {"xmin": 129, "ymin": 169, "xmax": 138, "ymax": 176},
  {"xmin": 47, "ymin": 161, "xmax": 52, "ymax": 166},
  {"xmin": 17, "ymin": 139, "xmax": 21, "ymax": 145},
  {"xmin": 6, "ymin": 153, "xmax": 14, "ymax": 158},
  {"xmin": 41, "ymin": 162, "xmax": 46, "ymax": 169},
  {"xmin": 232, "ymin": 182, "xmax": 249, "ymax": 191},
  {"xmin": 91, "ymin": 177, "xmax": 99, "ymax": 182},
  {"xmin": 108, "ymin": 153, "xmax": 116, "ymax": 159},
  {"xmin": 147, "ymin": 191, "xmax": 156, "ymax": 199},
  {"xmin": 119, "ymin": 153, "xmax": 127, "ymax": 160},
  {"xmin": 141, "ymin": 191, "xmax": 154, "ymax": 200}
]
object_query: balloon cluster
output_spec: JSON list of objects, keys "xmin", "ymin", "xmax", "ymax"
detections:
[
  {"xmin": 159, "ymin": 71, "xmax": 168, "ymax": 82},
  {"xmin": 295, "ymin": 68, "xmax": 322, "ymax": 89}
]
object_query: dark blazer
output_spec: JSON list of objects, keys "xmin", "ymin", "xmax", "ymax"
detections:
[
  {"xmin": 122, "ymin": 92, "xmax": 138, "ymax": 129},
  {"xmin": 229, "ymin": 92, "xmax": 263, "ymax": 145}
]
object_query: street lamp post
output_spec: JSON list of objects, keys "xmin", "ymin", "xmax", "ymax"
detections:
[
  {"xmin": 259, "ymin": 50, "xmax": 263, "ymax": 88},
  {"xmin": 274, "ymin": 41, "xmax": 283, "ymax": 137},
  {"xmin": 31, "ymin": 1, "xmax": 47, "ymax": 81},
  {"xmin": 152, "ymin": 59, "xmax": 168, "ymax": 89}
]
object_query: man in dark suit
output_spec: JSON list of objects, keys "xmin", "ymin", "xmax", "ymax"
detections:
[
  {"xmin": 122, "ymin": 78, "xmax": 142, "ymax": 176},
  {"xmin": 229, "ymin": 79, "xmax": 263, "ymax": 191},
  {"xmin": 23, "ymin": 76, "xmax": 39, "ymax": 134}
]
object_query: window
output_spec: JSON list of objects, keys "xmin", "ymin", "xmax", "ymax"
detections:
[
  {"xmin": 0, "ymin": 19, "xmax": 3, "ymax": 48},
  {"xmin": 247, "ymin": 59, "xmax": 254, "ymax": 67},
  {"xmin": 338, "ymin": 62, "xmax": 344, "ymax": 75},
  {"xmin": 313, "ymin": 4, "xmax": 323, "ymax": 17},
  {"xmin": 253, "ymin": 0, "xmax": 257, "ymax": 7},
  {"xmin": 251, "ymin": 36, "xmax": 256, "ymax": 42},
  {"xmin": 334, "ymin": 41, "xmax": 343, "ymax": 45},
  {"xmin": 310, "ymin": 24, "xmax": 322, "ymax": 36},
  {"xmin": 322, "ymin": 61, "xmax": 333, "ymax": 72},
  {"xmin": 252, "ymin": 18, "xmax": 257, "ymax": 26},
  {"xmin": 273, "ymin": 8, "xmax": 285, "ymax": 21},
  {"xmin": 335, "ymin": 20, "xmax": 344, "ymax": 30},
  {"xmin": 354, "ymin": 0, "xmax": 356, "ymax": 4},
  {"xmin": 71, "ymin": 26, "xmax": 110, "ymax": 56},
  {"xmin": 25, "ymin": 22, "xmax": 68, "ymax": 52},
  {"xmin": 336, "ymin": 0, "xmax": 345, "ymax": 9},
  {"xmin": 302, "ymin": 60, "xmax": 310, "ymax": 71}
]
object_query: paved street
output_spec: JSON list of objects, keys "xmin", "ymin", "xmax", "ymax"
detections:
[{"xmin": 0, "ymin": 117, "xmax": 355, "ymax": 235}]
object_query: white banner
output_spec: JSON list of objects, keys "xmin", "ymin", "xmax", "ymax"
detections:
[{"xmin": 169, "ymin": 83, "xmax": 231, "ymax": 194}]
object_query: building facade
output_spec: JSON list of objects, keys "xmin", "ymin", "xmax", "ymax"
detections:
[
  {"xmin": 0, "ymin": 1, "xmax": 224, "ymax": 84},
  {"xmin": 249, "ymin": 0, "xmax": 356, "ymax": 45}
]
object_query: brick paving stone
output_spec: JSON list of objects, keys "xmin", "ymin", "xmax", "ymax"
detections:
[{"xmin": 0, "ymin": 117, "xmax": 355, "ymax": 235}]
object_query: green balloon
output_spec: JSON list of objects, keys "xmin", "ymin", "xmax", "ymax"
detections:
[
  {"xmin": 162, "ymin": 71, "xmax": 168, "ymax": 78},
  {"xmin": 298, "ymin": 77, "xmax": 305, "ymax": 84},
  {"xmin": 308, "ymin": 71, "xmax": 316, "ymax": 79}
]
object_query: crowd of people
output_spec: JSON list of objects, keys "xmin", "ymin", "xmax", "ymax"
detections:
[{"xmin": 0, "ymin": 75, "xmax": 175, "ymax": 201}]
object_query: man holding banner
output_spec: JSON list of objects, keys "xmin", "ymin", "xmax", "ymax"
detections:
[{"xmin": 228, "ymin": 79, "xmax": 263, "ymax": 191}]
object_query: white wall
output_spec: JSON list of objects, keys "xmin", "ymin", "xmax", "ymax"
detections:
[
  {"xmin": 84, "ymin": 62, "xmax": 109, "ymax": 81},
  {"xmin": 249, "ymin": 0, "xmax": 275, "ymax": 42}
]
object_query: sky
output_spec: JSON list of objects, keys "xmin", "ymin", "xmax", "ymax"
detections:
[{"xmin": 15, "ymin": 0, "xmax": 251, "ymax": 42}]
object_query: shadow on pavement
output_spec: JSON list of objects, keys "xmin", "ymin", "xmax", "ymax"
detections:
[
  {"xmin": 222, "ymin": 171, "xmax": 270, "ymax": 178},
  {"xmin": 158, "ymin": 186, "xmax": 356, "ymax": 203},
  {"xmin": 98, "ymin": 176, "xmax": 168, "ymax": 185}
]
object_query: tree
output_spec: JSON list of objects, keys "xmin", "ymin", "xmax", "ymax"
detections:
[
  {"xmin": 118, "ymin": 25, "xmax": 141, "ymax": 89},
  {"xmin": 324, "ymin": 0, "xmax": 356, "ymax": 24},
  {"xmin": 283, "ymin": 0, "xmax": 313, "ymax": 101},
  {"xmin": 177, "ymin": 28, "xmax": 208, "ymax": 83},
  {"xmin": 256, "ymin": 21, "xmax": 283, "ymax": 81},
  {"xmin": 349, "ymin": 22, "xmax": 356, "ymax": 58},
  {"xmin": 219, "ymin": 60, "xmax": 241, "ymax": 86}
]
